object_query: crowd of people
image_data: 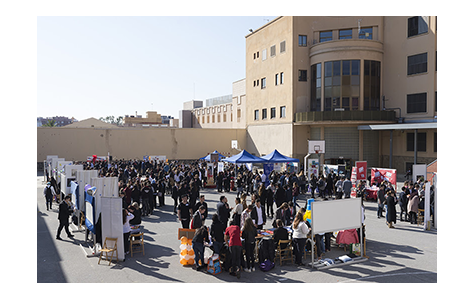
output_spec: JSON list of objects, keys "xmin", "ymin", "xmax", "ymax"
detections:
[{"xmin": 45, "ymin": 157, "xmax": 435, "ymax": 276}]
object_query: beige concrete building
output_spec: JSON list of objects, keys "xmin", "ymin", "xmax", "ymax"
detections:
[
  {"xmin": 124, "ymin": 111, "xmax": 163, "ymax": 127},
  {"xmin": 244, "ymin": 16, "xmax": 437, "ymax": 172},
  {"xmin": 37, "ymin": 16, "xmax": 437, "ymax": 174},
  {"xmin": 191, "ymin": 79, "xmax": 247, "ymax": 129}
]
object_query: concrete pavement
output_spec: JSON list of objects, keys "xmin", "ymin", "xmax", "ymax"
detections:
[{"xmin": 37, "ymin": 174, "xmax": 436, "ymax": 283}]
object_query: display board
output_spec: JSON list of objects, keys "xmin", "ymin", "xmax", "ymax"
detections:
[
  {"xmin": 85, "ymin": 187, "xmax": 96, "ymax": 234},
  {"xmin": 90, "ymin": 177, "xmax": 119, "ymax": 221},
  {"xmin": 76, "ymin": 170, "xmax": 98, "ymax": 212},
  {"xmin": 101, "ymin": 197, "xmax": 125, "ymax": 260},
  {"xmin": 311, "ymin": 198, "xmax": 362, "ymax": 234}
]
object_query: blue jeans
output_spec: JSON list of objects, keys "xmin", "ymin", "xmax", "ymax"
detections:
[{"xmin": 193, "ymin": 242, "xmax": 204, "ymax": 266}]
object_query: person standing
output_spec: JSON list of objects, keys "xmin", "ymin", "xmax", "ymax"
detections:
[
  {"xmin": 342, "ymin": 176, "xmax": 352, "ymax": 199},
  {"xmin": 408, "ymin": 189, "xmax": 420, "ymax": 224},
  {"xmin": 191, "ymin": 205, "xmax": 206, "ymax": 229},
  {"xmin": 377, "ymin": 184, "xmax": 386, "ymax": 219},
  {"xmin": 194, "ymin": 195, "xmax": 208, "ymax": 223},
  {"xmin": 386, "ymin": 190, "xmax": 397, "ymax": 228},
  {"xmin": 210, "ymin": 214, "xmax": 225, "ymax": 255},
  {"xmin": 224, "ymin": 220, "xmax": 243, "ymax": 279},
  {"xmin": 56, "ymin": 195, "xmax": 74, "ymax": 240},
  {"xmin": 43, "ymin": 182, "xmax": 56, "ymax": 211},
  {"xmin": 241, "ymin": 217, "xmax": 257, "ymax": 272},
  {"xmin": 251, "ymin": 199, "xmax": 266, "ymax": 230},
  {"xmin": 171, "ymin": 182, "xmax": 179, "ymax": 214},
  {"xmin": 123, "ymin": 208, "xmax": 134, "ymax": 255},
  {"xmin": 177, "ymin": 195, "xmax": 192, "ymax": 229},
  {"xmin": 292, "ymin": 212, "xmax": 310, "ymax": 266},
  {"xmin": 399, "ymin": 186, "xmax": 409, "ymax": 221},
  {"xmin": 217, "ymin": 196, "xmax": 232, "ymax": 229},
  {"xmin": 192, "ymin": 225, "xmax": 209, "ymax": 271}
]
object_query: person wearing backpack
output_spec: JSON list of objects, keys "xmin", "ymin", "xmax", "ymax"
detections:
[{"xmin": 43, "ymin": 182, "xmax": 56, "ymax": 211}]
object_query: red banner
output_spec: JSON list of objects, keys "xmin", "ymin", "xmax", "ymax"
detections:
[
  {"xmin": 371, "ymin": 168, "xmax": 397, "ymax": 186},
  {"xmin": 355, "ymin": 161, "xmax": 368, "ymax": 181}
]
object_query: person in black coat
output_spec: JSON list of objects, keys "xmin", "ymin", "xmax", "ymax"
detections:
[
  {"xmin": 273, "ymin": 219, "xmax": 289, "ymax": 249},
  {"xmin": 274, "ymin": 183, "xmax": 286, "ymax": 208},
  {"xmin": 399, "ymin": 186, "xmax": 408, "ymax": 221},
  {"xmin": 56, "ymin": 195, "xmax": 74, "ymax": 240},
  {"xmin": 386, "ymin": 190, "xmax": 397, "ymax": 228},
  {"xmin": 217, "ymin": 196, "xmax": 232, "ymax": 229},
  {"xmin": 210, "ymin": 214, "xmax": 225, "ymax": 255},
  {"xmin": 194, "ymin": 195, "xmax": 208, "ymax": 222}
]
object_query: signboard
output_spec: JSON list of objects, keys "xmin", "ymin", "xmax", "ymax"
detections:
[
  {"xmin": 308, "ymin": 159, "xmax": 319, "ymax": 176},
  {"xmin": 355, "ymin": 161, "xmax": 368, "ymax": 180},
  {"xmin": 371, "ymin": 167, "xmax": 397, "ymax": 186}
]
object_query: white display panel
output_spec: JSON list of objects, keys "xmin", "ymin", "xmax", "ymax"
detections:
[{"xmin": 311, "ymin": 198, "xmax": 362, "ymax": 234}]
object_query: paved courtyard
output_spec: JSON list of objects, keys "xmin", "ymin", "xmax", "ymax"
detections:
[{"xmin": 37, "ymin": 173, "xmax": 437, "ymax": 284}]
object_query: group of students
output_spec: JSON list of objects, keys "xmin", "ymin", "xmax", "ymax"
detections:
[{"xmin": 376, "ymin": 179, "xmax": 434, "ymax": 228}]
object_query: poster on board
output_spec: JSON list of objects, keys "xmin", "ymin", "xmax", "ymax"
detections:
[
  {"xmin": 371, "ymin": 167, "xmax": 397, "ymax": 186},
  {"xmin": 355, "ymin": 161, "xmax": 368, "ymax": 180}
]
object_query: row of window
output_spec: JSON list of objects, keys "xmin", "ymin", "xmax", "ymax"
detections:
[
  {"xmin": 253, "ymin": 72, "xmax": 284, "ymax": 89},
  {"xmin": 254, "ymin": 106, "xmax": 286, "ymax": 121},
  {"xmin": 253, "ymin": 40, "xmax": 286, "ymax": 60},
  {"xmin": 406, "ymin": 132, "xmax": 437, "ymax": 153}
]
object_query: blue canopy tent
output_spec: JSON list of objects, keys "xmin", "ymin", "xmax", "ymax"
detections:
[
  {"xmin": 222, "ymin": 150, "xmax": 266, "ymax": 163},
  {"xmin": 199, "ymin": 150, "xmax": 226, "ymax": 162},
  {"xmin": 260, "ymin": 149, "xmax": 299, "ymax": 163}
]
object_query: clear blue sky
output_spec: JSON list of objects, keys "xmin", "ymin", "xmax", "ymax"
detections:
[{"xmin": 37, "ymin": 16, "xmax": 276, "ymax": 121}]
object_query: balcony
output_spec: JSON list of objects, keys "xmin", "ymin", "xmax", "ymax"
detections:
[{"xmin": 294, "ymin": 110, "xmax": 396, "ymax": 123}]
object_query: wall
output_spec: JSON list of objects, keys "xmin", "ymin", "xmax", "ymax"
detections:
[{"xmin": 37, "ymin": 127, "xmax": 246, "ymax": 162}]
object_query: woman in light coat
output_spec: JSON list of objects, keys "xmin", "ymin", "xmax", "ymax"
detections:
[{"xmin": 407, "ymin": 190, "xmax": 420, "ymax": 224}]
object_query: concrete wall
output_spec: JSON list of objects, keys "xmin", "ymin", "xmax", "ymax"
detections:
[{"xmin": 37, "ymin": 127, "xmax": 246, "ymax": 162}]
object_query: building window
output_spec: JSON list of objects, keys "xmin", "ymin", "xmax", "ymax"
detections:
[
  {"xmin": 217, "ymin": 114, "xmax": 221, "ymax": 122},
  {"xmin": 280, "ymin": 40, "xmax": 286, "ymax": 53},
  {"xmin": 262, "ymin": 108, "xmax": 267, "ymax": 119},
  {"xmin": 262, "ymin": 49, "xmax": 267, "ymax": 61},
  {"xmin": 212, "ymin": 115, "xmax": 215, "ymax": 123},
  {"xmin": 407, "ymin": 92, "xmax": 427, "ymax": 113},
  {"xmin": 254, "ymin": 110, "xmax": 259, "ymax": 120},
  {"xmin": 275, "ymin": 73, "xmax": 279, "ymax": 86},
  {"xmin": 310, "ymin": 63, "xmax": 322, "ymax": 111},
  {"xmin": 299, "ymin": 70, "xmax": 307, "ymax": 82},
  {"xmin": 270, "ymin": 107, "xmax": 276, "ymax": 119},
  {"xmin": 339, "ymin": 29, "xmax": 352, "ymax": 40},
  {"xmin": 407, "ymin": 52, "xmax": 428, "ymax": 75},
  {"xmin": 237, "ymin": 109, "xmax": 241, "ymax": 121},
  {"xmin": 407, "ymin": 132, "xmax": 427, "ymax": 152},
  {"xmin": 270, "ymin": 45, "xmax": 276, "ymax": 57},
  {"xmin": 324, "ymin": 60, "xmax": 361, "ymax": 111},
  {"xmin": 280, "ymin": 106, "xmax": 286, "ymax": 118},
  {"xmin": 363, "ymin": 60, "xmax": 381, "ymax": 111},
  {"xmin": 298, "ymin": 35, "xmax": 307, "ymax": 47},
  {"xmin": 280, "ymin": 72, "xmax": 284, "ymax": 84},
  {"xmin": 434, "ymin": 132, "xmax": 437, "ymax": 152},
  {"xmin": 320, "ymin": 31, "xmax": 332, "ymax": 42},
  {"xmin": 358, "ymin": 27, "xmax": 373, "ymax": 39},
  {"xmin": 408, "ymin": 16, "xmax": 429, "ymax": 37},
  {"xmin": 261, "ymin": 77, "xmax": 266, "ymax": 89},
  {"xmin": 223, "ymin": 114, "xmax": 226, "ymax": 122}
]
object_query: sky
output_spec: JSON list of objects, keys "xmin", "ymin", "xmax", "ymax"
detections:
[{"xmin": 37, "ymin": 16, "xmax": 276, "ymax": 121}]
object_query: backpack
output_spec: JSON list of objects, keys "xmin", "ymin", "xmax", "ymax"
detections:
[
  {"xmin": 259, "ymin": 259, "xmax": 275, "ymax": 272},
  {"xmin": 45, "ymin": 186, "xmax": 52, "ymax": 197}
]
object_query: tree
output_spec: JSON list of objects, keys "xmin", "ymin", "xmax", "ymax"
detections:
[
  {"xmin": 42, "ymin": 120, "xmax": 56, "ymax": 127},
  {"xmin": 99, "ymin": 116, "xmax": 124, "ymax": 126}
]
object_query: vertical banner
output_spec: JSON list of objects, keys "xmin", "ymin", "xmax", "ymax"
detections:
[
  {"xmin": 355, "ymin": 161, "xmax": 368, "ymax": 181},
  {"xmin": 308, "ymin": 159, "xmax": 319, "ymax": 177},
  {"xmin": 350, "ymin": 167, "xmax": 357, "ymax": 198},
  {"xmin": 263, "ymin": 163, "xmax": 274, "ymax": 186},
  {"xmin": 218, "ymin": 162, "xmax": 224, "ymax": 173}
]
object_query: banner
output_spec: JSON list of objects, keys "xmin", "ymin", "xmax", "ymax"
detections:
[
  {"xmin": 263, "ymin": 163, "xmax": 274, "ymax": 186},
  {"xmin": 371, "ymin": 168, "xmax": 397, "ymax": 186},
  {"xmin": 355, "ymin": 161, "xmax": 368, "ymax": 180},
  {"xmin": 308, "ymin": 159, "xmax": 319, "ymax": 176}
]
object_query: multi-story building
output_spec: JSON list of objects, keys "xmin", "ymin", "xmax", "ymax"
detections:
[
  {"xmin": 124, "ymin": 111, "xmax": 163, "ymax": 127},
  {"xmin": 190, "ymin": 79, "xmax": 247, "ymax": 129},
  {"xmin": 37, "ymin": 116, "xmax": 77, "ymax": 127},
  {"xmin": 244, "ymin": 16, "xmax": 437, "ymax": 172}
]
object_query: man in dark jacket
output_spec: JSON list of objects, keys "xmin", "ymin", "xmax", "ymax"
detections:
[
  {"xmin": 274, "ymin": 183, "xmax": 286, "ymax": 208},
  {"xmin": 56, "ymin": 195, "xmax": 74, "ymax": 240},
  {"xmin": 217, "ymin": 196, "xmax": 231, "ymax": 229}
]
